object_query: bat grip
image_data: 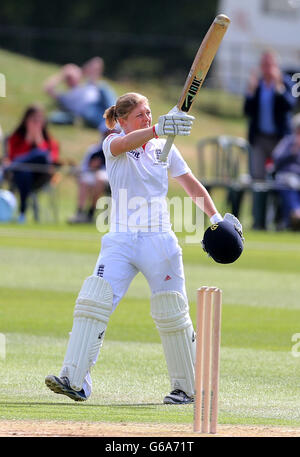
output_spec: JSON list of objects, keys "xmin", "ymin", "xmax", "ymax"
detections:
[{"xmin": 160, "ymin": 135, "xmax": 175, "ymax": 162}]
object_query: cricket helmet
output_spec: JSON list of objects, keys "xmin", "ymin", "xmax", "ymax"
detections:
[{"xmin": 201, "ymin": 220, "xmax": 244, "ymax": 264}]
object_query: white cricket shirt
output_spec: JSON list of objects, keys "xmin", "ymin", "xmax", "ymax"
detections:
[{"xmin": 102, "ymin": 131, "xmax": 191, "ymax": 232}]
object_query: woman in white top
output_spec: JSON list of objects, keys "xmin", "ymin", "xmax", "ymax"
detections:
[{"xmin": 45, "ymin": 92, "xmax": 224, "ymax": 404}]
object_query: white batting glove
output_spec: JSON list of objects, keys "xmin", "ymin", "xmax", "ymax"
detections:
[
  {"xmin": 167, "ymin": 105, "xmax": 182, "ymax": 115},
  {"xmin": 223, "ymin": 213, "xmax": 244, "ymax": 241},
  {"xmin": 154, "ymin": 107, "xmax": 194, "ymax": 137}
]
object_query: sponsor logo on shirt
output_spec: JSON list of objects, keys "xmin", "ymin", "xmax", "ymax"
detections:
[{"xmin": 127, "ymin": 149, "xmax": 141, "ymax": 160}]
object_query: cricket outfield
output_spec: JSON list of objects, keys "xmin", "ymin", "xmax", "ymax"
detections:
[{"xmin": 0, "ymin": 224, "xmax": 300, "ymax": 437}]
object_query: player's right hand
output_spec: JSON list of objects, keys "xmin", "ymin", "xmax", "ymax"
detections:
[{"xmin": 154, "ymin": 110, "xmax": 194, "ymax": 137}]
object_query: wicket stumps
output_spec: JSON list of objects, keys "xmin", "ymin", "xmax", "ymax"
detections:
[{"xmin": 194, "ymin": 286, "xmax": 222, "ymax": 434}]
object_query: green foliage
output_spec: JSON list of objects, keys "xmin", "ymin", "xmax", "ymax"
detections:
[
  {"xmin": 1, "ymin": 48, "xmax": 299, "ymax": 429},
  {"xmin": 0, "ymin": 47, "xmax": 246, "ymax": 173},
  {"xmin": 0, "ymin": 1, "xmax": 219, "ymax": 79},
  {"xmin": 117, "ymin": 58, "xmax": 164, "ymax": 82},
  {"xmin": 0, "ymin": 1, "xmax": 218, "ymax": 35}
]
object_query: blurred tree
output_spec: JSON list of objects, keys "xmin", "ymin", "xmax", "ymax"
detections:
[{"xmin": 0, "ymin": 0, "xmax": 219, "ymax": 80}]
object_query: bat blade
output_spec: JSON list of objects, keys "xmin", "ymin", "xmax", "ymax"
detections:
[{"xmin": 160, "ymin": 14, "xmax": 230, "ymax": 162}]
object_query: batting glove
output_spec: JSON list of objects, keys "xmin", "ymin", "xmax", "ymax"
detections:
[
  {"xmin": 154, "ymin": 106, "xmax": 194, "ymax": 137},
  {"xmin": 223, "ymin": 213, "xmax": 244, "ymax": 241}
]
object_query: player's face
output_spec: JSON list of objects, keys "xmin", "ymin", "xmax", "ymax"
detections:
[{"xmin": 121, "ymin": 102, "xmax": 152, "ymax": 133}]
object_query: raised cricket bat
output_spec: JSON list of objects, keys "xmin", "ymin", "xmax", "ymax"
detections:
[{"xmin": 160, "ymin": 14, "xmax": 230, "ymax": 162}]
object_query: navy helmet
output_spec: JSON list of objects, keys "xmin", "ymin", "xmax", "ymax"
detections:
[{"xmin": 202, "ymin": 220, "xmax": 244, "ymax": 264}]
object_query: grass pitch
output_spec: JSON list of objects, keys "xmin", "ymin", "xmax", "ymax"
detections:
[{"xmin": 1, "ymin": 225, "xmax": 300, "ymax": 428}]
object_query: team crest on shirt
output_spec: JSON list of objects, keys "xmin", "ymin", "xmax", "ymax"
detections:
[{"xmin": 153, "ymin": 149, "xmax": 166, "ymax": 165}]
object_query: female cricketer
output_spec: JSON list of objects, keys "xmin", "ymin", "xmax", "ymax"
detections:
[{"xmin": 45, "ymin": 92, "xmax": 227, "ymax": 404}]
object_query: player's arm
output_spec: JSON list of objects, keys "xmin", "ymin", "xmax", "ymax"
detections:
[
  {"xmin": 43, "ymin": 64, "xmax": 75, "ymax": 98},
  {"xmin": 110, "ymin": 111, "xmax": 194, "ymax": 157},
  {"xmin": 175, "ymin": 172, "xmax": 222, "ymax": 221},
  {"xmin": 43, "ymin": 72, "xmax": 64, "ymax": 98},
  {"xmin": 110, "ymin": 127, "xmax": 156, "ymax": 156},
  {"xmin": 176, "ymin": 172, "xmax": 244, "ymax": 233}
]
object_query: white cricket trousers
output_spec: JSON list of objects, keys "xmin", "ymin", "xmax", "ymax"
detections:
[{"xmin": 82, "ymin": 230, "xmax": 188, "ymax": 397}]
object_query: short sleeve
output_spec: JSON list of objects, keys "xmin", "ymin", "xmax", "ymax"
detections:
[
  {"xmin": 168, "ymin": 144, "xmax": 192, "ymax": 178},
  {"xmin": 102, "ymin": 132, "xmax": 121, "ymax": 160}
]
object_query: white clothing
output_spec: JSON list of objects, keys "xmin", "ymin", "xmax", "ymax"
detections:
[
  {"xmin": 93, "ymin": 230, "xmax": 187, "ymax": 311},
  {"xmin": 81, "ymin": 229, "xmax": 187, "ymax": 398},
  {"xmin": 102, "ymin": 132, "xmax": 191, "ymax": 232},
  {"xmin": 80, "ymin": 169, "xmax": 108, "ymax": 186},
  {"xmin": 79, "ymin": 143, "xmax": 108, "ymax": 185},
  {"xmin": 58, "ymin": 83, "xmax": 100, "ymax": 116},
  {"xmin": 81, "ymin": 132, "xmax": 192, "ymax": 398}
]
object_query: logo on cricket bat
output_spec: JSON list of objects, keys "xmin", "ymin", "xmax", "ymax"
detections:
[{"xmin": 181, "ymin": 75, "xmax": 203, "ymax": 112}]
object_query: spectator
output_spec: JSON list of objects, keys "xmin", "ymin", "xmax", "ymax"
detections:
[
  {"xmin": 67, "ymin": 140, "xmax": 109, "ymax": 224},
  {"xmin": 4, "ymin": 104, "xmax": 59, "ymax": 223},
  {"xmin": 44, "ymin": 58, "xmax": 116, "ymax": 133},
  {"xmin": 272, "ymin": 113, "xmax": 300, "ymax": 230},
  {"xmin": 82, "ymin": 57, "xmax": 117, "ymax": 134},
  {"xmin": 244, "ymin": 50, "xmax": 296, "ymax": 229}
]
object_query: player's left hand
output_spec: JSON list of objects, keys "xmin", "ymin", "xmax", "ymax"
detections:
[
  {"xmin": 223, "ymin": 213, "xmax": 244, "ymax": 241},
  {"xmin": 201, "ymin": 213, "xmax": 244, "ymax": 264}
]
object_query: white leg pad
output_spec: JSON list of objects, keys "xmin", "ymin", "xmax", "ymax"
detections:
[
  {"xmin": 151, "ymin": 291, "xmax": 196, "ymax": 397},
  {"xmin": 60, "ymin": 275, "xmax": 113, "ymax": 391}
]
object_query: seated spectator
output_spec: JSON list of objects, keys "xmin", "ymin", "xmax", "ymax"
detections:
[
  {"xmin": 4, "ymin": 104, "xmax": 59, "ymax": 223},
  {"xmin": 272, "ymin": 113, "xmax": 300, "ymax": 230},
  {"xmin": 82, "ymin": 57, "xmax": 117, "ymax": 134},
  {"xmin": 67, "ymin": 140, "xmax": 109, "ymax": 224},
  {"xmin": 44, "ymin": 64, "xmax": 83, "ymax": 126},
  {"xmin": 44, "ymin": 57, "xmax": 116, "ymax": 133}
]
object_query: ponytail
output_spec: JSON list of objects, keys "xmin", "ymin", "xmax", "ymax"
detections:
[{"xmin": 103, "ymin": 105, "xmax": 117, "ymax": 129}]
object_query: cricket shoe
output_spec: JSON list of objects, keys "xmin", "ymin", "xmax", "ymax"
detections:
[
  {"xmin": 45, "ymin": 375, "xmax": 87, "ymax": 402},
  {"xmin": 163, "ymin": 389, "xmax": 194, "ymax": 405}
]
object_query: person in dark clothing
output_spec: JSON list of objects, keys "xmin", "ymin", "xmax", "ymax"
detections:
[
  {"xmin": 44, "ymin": 58, "xmax": 116, "ymax": 133},
  {"xmin": 244, "ymin": 50, "xmax": 296, "ymax": 229},
  {"xmin": 67, "ymin": 142, "xmax": 109, "ymax": 224},
  {"xmin": 4, "ymin": 105, "xmax": 59, "ymax": 223},
  {"xmin": 272, "ymin": 113, "xmax": 300, "ymax": 230}
]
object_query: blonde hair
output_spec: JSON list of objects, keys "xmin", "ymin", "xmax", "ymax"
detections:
[{"xmin": 104, "ymin": 92, "xmax": 149, "ymax": 129}]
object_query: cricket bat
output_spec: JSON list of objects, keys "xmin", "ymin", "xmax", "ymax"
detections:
[{"xmin": 160, "ymin": 14, "xmax": 230, "ymax": 162}]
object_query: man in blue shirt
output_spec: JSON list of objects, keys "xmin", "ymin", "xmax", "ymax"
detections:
[
  {"xmin": 244, "ymin": 51, "xmax": 296, "ymax": 229},
  {"xmin": 44, "ymin": 58, "xmax": 116, "ymax": 134}
]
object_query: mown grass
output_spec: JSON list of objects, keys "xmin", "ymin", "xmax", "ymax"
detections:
[
  {"xmin": 0, "ymin": 226, "xmax": 300, "ymax": 427},
  {"xmin": 1, "ymin": 48, "xmax": 300, "ymax": 431}
]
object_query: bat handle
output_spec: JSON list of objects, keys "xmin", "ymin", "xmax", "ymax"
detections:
[{"xmin": 159, "ymin": 135, "xmax": 175, "ymax": 162}]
